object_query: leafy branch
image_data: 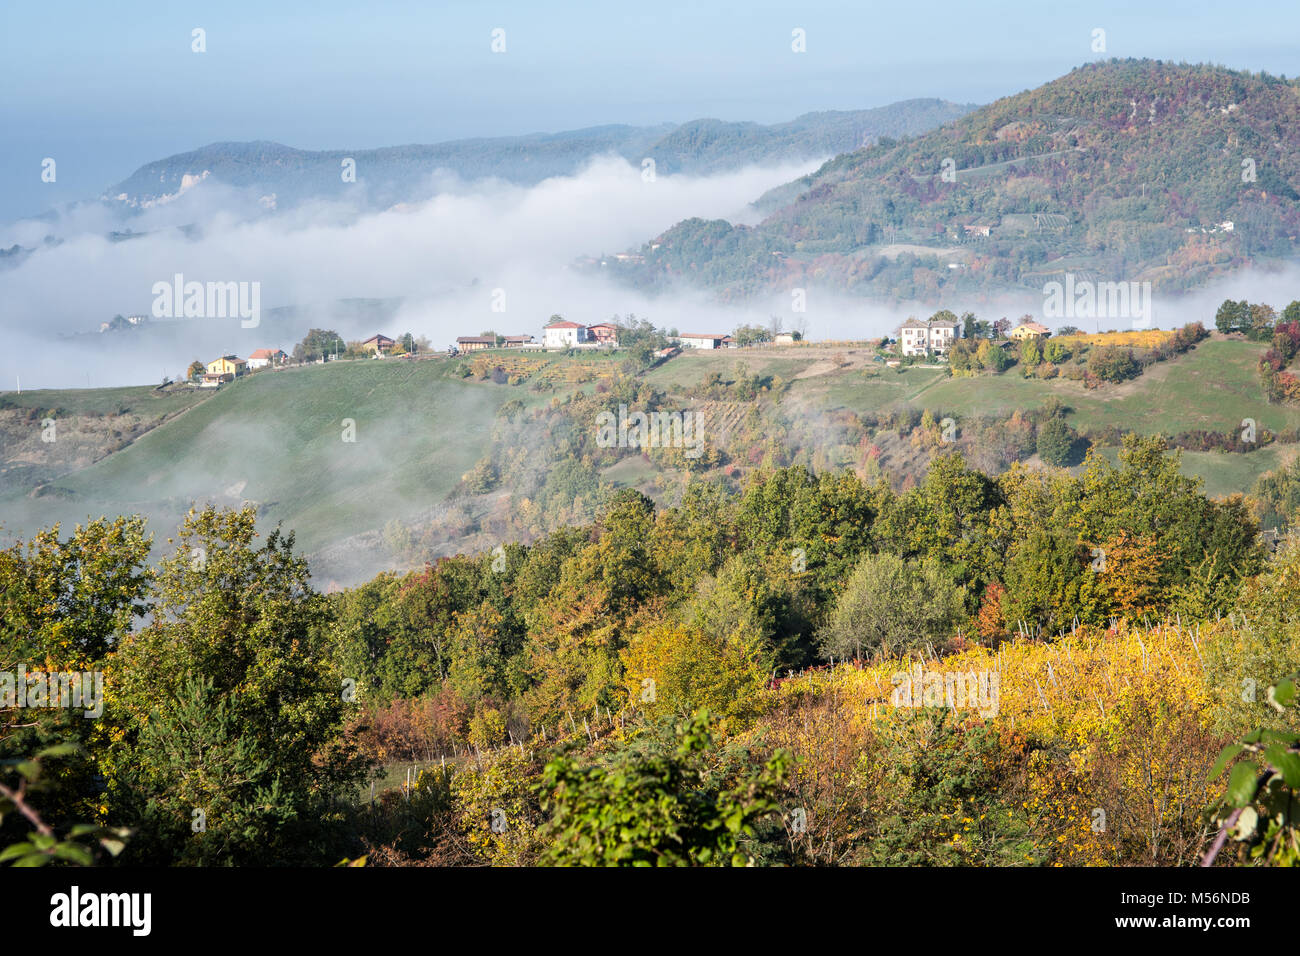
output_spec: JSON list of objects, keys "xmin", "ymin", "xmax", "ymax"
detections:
[{"xmin": 0, "ymin": 744, "xmax": 130, "ymax": 867}]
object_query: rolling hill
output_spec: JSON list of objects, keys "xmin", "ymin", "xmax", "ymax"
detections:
[
  {"xmin": 102, "ymin": 100, "xmax": 976, "ymax": 213},
  {"xmin": 617, "ymin": 60, "xmax": 1300, "ymax": 299},
  {"xmin": 3, "ymin": 328, "xmax": 1297, "ymax": 585}
]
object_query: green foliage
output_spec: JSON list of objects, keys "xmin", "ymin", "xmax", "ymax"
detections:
[
  {"xmin": 293, "ymin": 328, "xmax": 345, "ymax": 362},
  {"xmin": 817, "ymin": 551, "xmax": 966, "ymax": 660},
  {"xmin": 1036, "ymin": 417, "xmax": 1081, "ymax": 467},
  {"xmin": 1216, "ymin": 299, "xmax": 1251, "ymax": 335},
  {"xmin": 1088, "ymin": 345, "xmax": 1140, "ymax": 383},
  {"xmin": 1207, "ymin": 672, "xmax": 1300, "ymax": 866},
  {"xmin": 534, "ymin": 710, "xmax": 790, "ymax": 866},
  {"xmin": 0, "ymin": 744, "xmax": 130, "ymax": 868},
  {"xmin": 864, "ymin": 710, "xmax": 1036, "ymax": 866},
  {"xmin": 106, "ymin": 505, "xmax": 368, "ymax": 864},
  {"xmin": 976, "ymin": 340, "xmax": 1011, "ymax": 373},
  {"xmin": 1001, "ymin": 527, "xmax": 1102, "ymax": 633}
]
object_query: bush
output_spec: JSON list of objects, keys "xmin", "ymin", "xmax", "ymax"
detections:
[
  {"xmin": 1088, "ymin": 345, "xmax": 1141, "ymax": 383},
  {"xmin": 1037, "ymin": 418, "xmax": 1082, "ymax": 467},
  {"xmin": 817, "ymin": 552, "xmax": 966, "ymax": 660}
]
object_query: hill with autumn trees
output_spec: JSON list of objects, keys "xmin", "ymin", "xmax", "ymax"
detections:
[{"xmin": 613, "ymin": 59, "xmax": 1300, "ymax": 299}]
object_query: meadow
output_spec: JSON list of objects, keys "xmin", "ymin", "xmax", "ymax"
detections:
[{"xmin": 0, "ymin": 358, "xmax": 507, "ymax": 569}]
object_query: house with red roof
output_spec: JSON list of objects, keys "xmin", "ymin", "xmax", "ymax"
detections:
[
  {"xmin": 543, "ymin": 320, "xmax": 587, "ymax": 349},
  {"xmin": 585, "ymin": 322, "xmax": 620, "ymax": 347},
  {"xmin": 247, "ymin": 348, "xmax": 288, "ymax": 369}
]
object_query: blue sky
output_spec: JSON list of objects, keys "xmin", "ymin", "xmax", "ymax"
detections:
[{"xmin": 2, "ymin": 0, "xmax": 1298, "ymax": 221}]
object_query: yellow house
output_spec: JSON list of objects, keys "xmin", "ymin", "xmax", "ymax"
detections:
[
  {"xmin": 1009, "ymin": 321, "xmax": 1050, "ymax": 341},
  {"xmin": 203, "ymin": 355, "xmax": 247, "ymax": 385}
]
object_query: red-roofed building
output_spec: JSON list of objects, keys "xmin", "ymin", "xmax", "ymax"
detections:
[
  {"xmin": 361, "ymin": 334, "xmax": 395, "ymax": 355},
  {"xmin": 586, "ymin": 322, "xmax": 619, "ymax": 346},
  {"xmin": 543, "ymin": 321, "xmax": 587, "ymax": 349},
  {"xmin": 247, "ymin": 348, "xmax": 288, "ymax": 369}
]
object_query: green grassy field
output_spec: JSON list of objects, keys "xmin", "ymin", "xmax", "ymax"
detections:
[
  {"xmin": 1085, "ymin": 443, "xmax": 1297, "ymax": 501},
  {"xmin": 1, "ymin": 340, "xmax": 1293, "ymax": 583},
  {"xmin": 0, "ymin": 382, "xmax": 212, "ymax": 418},
  {"xmin": 0, "ymin": 358, "xmax": 506, "ymax": 558},
  {"xmin": 644, "ymin": 350, "xmax": 821, "ymax": 391},
  {"xmin": 814, "ymin": 340, "xmax": 1294, "ymax": 434}
]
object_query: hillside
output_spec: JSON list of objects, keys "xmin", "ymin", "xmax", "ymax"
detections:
[
  {"xmin": 3, "ymin": 328, "xmax": 1298, "ymax": 585},
  {"xmin": 617, "ymin": 60, "xmax": 1300, "ymax": 299},
  {"xmin": 102, "ymin": 100, "xmax": 975, "ymax": 213},
  {"xmin": 0, "ymin": 359, "xmax": 506, "ymax": 584}
]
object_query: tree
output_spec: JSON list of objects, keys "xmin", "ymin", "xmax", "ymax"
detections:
[
  {"xmin": 1248, "ymin": 303, "xmax": 1278, "ymax": 341},
  {"xmin": 106, "ymin": 505, "xmax": 367, "ymax": 865},
  {"xmin": 620, "ymin": 620, "xmax": 770, "ymax": 719},
  {"xmin": 293, "ymin": 328, "xmax": 345, "ymax": 362},
  {"xmin": 186, "ymin": 360, "xmax": 205, "ymax": 381},
  {"xmin": 976, "ymin": 339, "xmax": 1010, "ymax": 372},
  {"xmin": 1215, "ymin": 299, "xmax": 1251, "ymax": 335},
  {"xmin": 1095, "ymin": 531, "xmax": 1166, "ymax": 621},
  {"xmin": 817, "ymin": 552, "xmax": 965, "ymax": 660},
  {"xmin": 534, "ymin": 710, "xmax": 790, "ymax": 866},
  {"xmin": 875, "ymin": 452, "xmax": 1004, "ymax": 590},
  {"xmin": 1043, "ymin": 339, "xmax": 1070, "ymax": 364},
  {"xmin": 1074, "ymin": 435, "xmax": 1260, "ymax": 596},
  {"xmin": 1088, "ymin": 345, "xmax": 1140, "ymax": 382},
  {"xmin": 1000, "ymin": 527, "xmax": 1102, "ymax": 633},
  {"xmin": 732, "ymin": 324, "xmax": 772, "ymax": 346},
  {"xmin": 1020, "ymin": 338, "xmax": 1043, "ymax": 368},
  {"xmin": 1037, "ymin": 417, "xmax": 1081, "ymax": 467}
]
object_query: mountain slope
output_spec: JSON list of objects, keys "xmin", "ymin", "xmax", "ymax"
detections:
[
  {"xmin": 623, "ymin": 60, "xmax": 1300, "ymax": 299},
  {"xmin": 102, "ymin": 99, "xmax": 975, "ymax": 212}
]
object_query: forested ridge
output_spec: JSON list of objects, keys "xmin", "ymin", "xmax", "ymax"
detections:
[{"xmin": 625, "ymin": 60, "xmax": 1300, "ymax": 299}]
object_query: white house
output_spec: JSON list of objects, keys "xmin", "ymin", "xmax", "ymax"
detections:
[
  {"xmin": 543, "ymin": 321, "xmax": 587, "ymax": 349},
  {"xmin": 679, "ymin": 333, "xmax": 726, "ymax": 350},
  {"xmin": 246, "ymin": 348, "xmax": 287, "ymax": 369},
  {"xmin": 897, "ymin": 317, "xmax": 963, "ymax": 357}
]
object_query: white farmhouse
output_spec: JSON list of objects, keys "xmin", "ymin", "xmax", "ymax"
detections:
[
  {"xmin": 543, "ymin": 320, "xmax": 587, "ymax": 349},
  {"xmin": 896, "ymin": 317, "xmax": 963, "ymax": 357},
  {"xmin": 678, "ymin": 333, "xmax": 727, "ymax": 350}
]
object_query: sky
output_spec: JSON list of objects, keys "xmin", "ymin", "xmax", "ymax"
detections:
[{"xmin": 3, "ymin": 0, "xmax": 1299, "ymax": 222}]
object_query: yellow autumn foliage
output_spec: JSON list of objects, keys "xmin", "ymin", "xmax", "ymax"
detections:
[{"xmin": 750, "ymin": 621, "xmax": 1221, "ymax": 865}]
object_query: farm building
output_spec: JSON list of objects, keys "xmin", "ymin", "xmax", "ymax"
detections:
[
  {"xmin": 678, "ymin": 333, "xmax": 727, "ymax": 350},
  {"xmin": 247, "ymin": 348, "xmax": 288, "ymax": 369},
  {"xmin": 896, "ymin": 318, "xmax": 962, "ymax": 357},
  {"xmin": 202, "ymin": 354, "xmax": 247, "ymax": 386},
  {"xmin": 543, "ymin": 321, "xmax": 587, "ymax": 349},
  {"xmin": 586, "ymin": 322, "xmax": 620, "ymax": 346},
  {"xmin": 1009, "ymin": 321, "xmax": 1051, "ymax": 341}
]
